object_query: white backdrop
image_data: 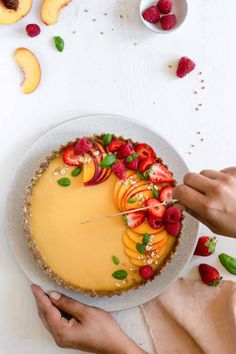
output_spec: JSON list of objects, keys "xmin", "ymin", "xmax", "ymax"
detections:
[{"xmin": 1, "ymin": 1, "xmax": 236, "ymax": 353}]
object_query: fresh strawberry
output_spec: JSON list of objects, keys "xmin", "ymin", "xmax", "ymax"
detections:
[
  {"xmin": 142, "ymin": 6, "xmax": 160, "ymax": 23},
  {"xmin": 148, "ymin": 163, "xmax": 173, "ymax": 184},
  {"xmin": 116, "ymin": 143, "xmax": 135, "ymax": 159},
  {"xmin": 112, "ymin": 161, "xmax": 126, "ymax": 180},
  {"xmin": 124, "ymin": 211, "xmax": 146, "ymax": 229},
  {"xmin": 108, "ymin": 140, "xmax": 124, "ymax": 153},
  {"xmin": 157, "ymin": 0, "xmax": 172, "ymax": 14},
  {"xmin": 74, "ymin": 138, "xmax": 93, "ymax": 155},
  {"xmin": 125, "ymin": 158, "xmax": 139, "ymax": 171},
  {"xmin": 165, "ymin": 221, "xmax": 181, "ymax": 237},
  {"xmin": 194, "ymin": 236, "xmax": 217, "ymax": 257},
  {"xmin": 62, "ymin": 146, "xmax": 83, "ymax": 166},
  {"xmin": 164, "ymin": 206, "xmax": 182, "ymax": 224},
  {"xmin": 26, "ymin": 24, "xmax": 41, "ymax": 37},
  {"xmin": 139, "ymin": 157, "xmax": 156, "ymax": 173},
  {"xmin": 160, "ymin": 14, "xmax": 176, "ymax": 30},
  {"xmin": 177, "ymin": 57, "xmax": 196, "ymax": 78},
  {"xmin": 147, "ymin": 215, "xmax": 163, "ymax": 229},
  {"xmin": 145, "ymin": 198, "xmax": 166, "ymax": 219},
  {"xmin": 135, "ymin": 144, "xmax": 155, "ymax": 161},
  {"xmin": 159, "ymin": 185, "xmax": 174, "ymax": 202},
  {"xmin": 199, "ymin": 264, "xmax": 222, "ymax": 286},
  {"xmin": 139, "ymin": 265, "xmax": 154, "ymax": 280}
]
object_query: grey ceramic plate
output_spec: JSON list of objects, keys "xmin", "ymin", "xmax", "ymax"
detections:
[{"xmin": 5, "ymin": 114, "xmax": 199, "ymax": 312}]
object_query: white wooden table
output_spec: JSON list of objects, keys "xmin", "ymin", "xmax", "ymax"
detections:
[{"xmin": 1, "ymin": 1, "xmax": 236, "ymax": 353}]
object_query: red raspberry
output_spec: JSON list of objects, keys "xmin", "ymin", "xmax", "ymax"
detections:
[
  {"xmin": 26, "ymin": 24, "xmax": 41, "ymax": 37},
  {"xmin": 142, "ymin": 6, "xmax": 160, "ymax": 23},
  {"xmin": 160, "ymin": 14, "xmax": 176, "ymax": 30},
  {"xmin": 112, "ymin": 161, "xmax": 126, "ymax": 180},
  {"xmin": 116, "ymin": 143, "xmax": 135, "ymax": 159},
  {"xmin": 157, "ymin": 0, "xmax": 172, "ymax": 14},
  {"xmin": 164, "ymin": 206, "xmax": 182, "ymax": 224},
  {"xmin": 108, "ymin": 140, "xmax": 124, "ymax": 153},
  {"xmin": 177, "ymin": 57, "xmax": 196, "ymax": 78},
  {"xmin": 74, "ymin": 138, "xmax": 93, "ymax": 155},
  {"xmin": 165, "ymin": 221, "xmax": 181, "ymax": 237},
  {"xmin": 125, "ymin": 158, "xmax": 139, "ymax": 171},
  {"xmin": 147, "ymin": 215, "xmax": 163, "ymax": 229},
  {"xmin": 139, "ymin": 265, "xmax": 154, "ymax": 280}
]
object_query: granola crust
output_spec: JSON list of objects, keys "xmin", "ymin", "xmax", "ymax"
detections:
[{"xmin": 23, "ymin": 134, "xmax": 181, "ymax": 297}]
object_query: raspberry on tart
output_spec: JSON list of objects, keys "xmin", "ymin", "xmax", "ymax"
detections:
[{"xmin": 23, "ymin": 134, "xmax": 182, "ymax": 296}]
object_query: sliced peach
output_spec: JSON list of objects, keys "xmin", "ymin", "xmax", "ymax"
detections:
[
  {"xmin": 121, "ymin": 180, "xmax": 147, "ymax": 208},
  {"xmin": 123, "ymin": 189, "xmax": 153, "ymax": 211},
  {"xmin": 117, "ymin": 173, "xmax": 139, "ymax": 210},
  {"xmin": 83, "ymin": 153, "xmax": 97, "ymax": 184},
  {"xmin": 0, "ymin": 0, "xmax": 32, "ymax": 25},
  {"xmin": 124, "ymin": 247, "xmax": 149, "ymax": 260},
  {"xmin": 41, "ymin": 0, "xmax": 72, "ymax": 25},
  {"xmin": 151, "ymin": 238, "xmax": 167, "ymax": 251},
  {"xmin": 133, "ymin": 221, "xmax": 164, "ymax": 235},
  {"xmin": 151, "ymin": 229, "xmax": 166, "ymax": 244},
  {"xmin": 126, "ymin": 228, "xmax": 143, "ymax": 243},
  {"xmin": 122, "ymin": 232, "xmax": 137, "ymax": 252},
  {"xmin": 151, "ymin": 242, "xmax": 167, "ymax": 257},
  {"xmin": 113, "ymin": 170, "xmax": 134, "ymax": 209},
  {"xmin": 14, "ymin": 48, "xmax": 41, "ymax": 94}
]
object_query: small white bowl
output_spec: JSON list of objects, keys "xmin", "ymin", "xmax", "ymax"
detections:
[{"xmin": 140, "ymin": 0, "xmax": 188, "ymax": 34}]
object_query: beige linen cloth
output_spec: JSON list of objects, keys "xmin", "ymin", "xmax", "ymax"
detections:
[{"xmin": 141, "ymin": 278, "xmax": 236, "ymax": 354}]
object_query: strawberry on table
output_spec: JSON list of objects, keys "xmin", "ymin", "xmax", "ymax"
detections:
[
  {"xmin": 147, "ymin": 214, "xmax": 163, "ymax": 229},
  {"xmin": 165, "ymin": 221, "xmax": 181, "ymax": 237},
  {"xmin": 108, "ymin": 140, "xmax": 124, "ymax": 153},
  {"xmin": 136, "ymin": 143, "xmax": 155, "ymax": 160},
  {"xmin": 62, "ymin": 146, "xmax": 83, "ymax": 166},
  {"xmin": 116, "ymin": 143, "xmax": 135, "ymax": 159},
  {"xmin": 194, "ymin": 236, "xmax": 217, "ymax": 257},
  {"xmin": 177, "ymin": 57, "xmax": 196, "ymax": 78},
  {"xmin": 199, "ymin": 264, "xmax": 222, "ymax": 286},
  {"xmin": 159, "ymin": 185, "xmax": 174, "ymax": 202},
  {"xmin": 139, "ymin": 157, "xmax": 156, "ymax": 173},
  {"xmin": 123, "ymin": 210, "xmax": 146, "ymax": 229},
  {"xmin": 145, "ymin": 198, "xmax": 166, "ymax": 219},
  {"xmin": 148, "ymin": 163, "xmax": 173, "ymax": 184}
]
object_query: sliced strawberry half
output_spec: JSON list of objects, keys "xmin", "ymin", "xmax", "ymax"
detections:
[
  {"xmin": 145, "ymin": 198, "xmax": 166, "ymax": 219},
  {"xmin": 123, "ymin": 210, "xmax": 146, "ymax": 229},
  {"xmin": 159, "ymin": 185, "xmax": 174, "ymax": 202},
  {"xmin": 148, "ymin": 163, "xmax": 173, "ymax": 184},
  {"xmin": 108, "ymin": 140, "xmax": 124, "ymax": 153},
  {"xmin": 62, "ymin": 146, "xmax": 83, "ymax": 166},
  {"xmin": 139, "ymin": 157, "xmax": 156, "ymax": 173},
  {"xmin": 136, "ymin": 143, "xmax": 155, "ymax": 161}
]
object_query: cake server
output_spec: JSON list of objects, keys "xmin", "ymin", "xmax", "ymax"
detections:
[{"xmin": 80, "ymin": 199, "xmax": 178, "ymax": 225}]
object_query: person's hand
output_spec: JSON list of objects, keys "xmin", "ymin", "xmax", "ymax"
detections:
[
  {"xmin": 31, "ymin": 284, "xmax": 146, "ymax": 354},
  {"xmin": 173, "ymin": 167, "xmax": 236, "ymax": 237}
]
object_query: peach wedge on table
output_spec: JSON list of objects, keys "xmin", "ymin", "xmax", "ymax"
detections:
[
  {"xmin": 14, "ymin": 48, "xmax": 41, "ymax": 94},
  {"xmin": 41, "ymin": 0, "xmax": 72, "ymax": 25},
  {"xmin": 0, "ymin": 0, "xmax": 32, "ymax": 25}
]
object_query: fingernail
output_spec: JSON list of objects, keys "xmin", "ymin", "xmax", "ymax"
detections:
[{"xmin": 49, "ymin": 291, "xmax": 61, "ymax": 301}]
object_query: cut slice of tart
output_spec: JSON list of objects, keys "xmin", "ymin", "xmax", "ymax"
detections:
[{"xmin": 23, "ymin": 135, "xmax": 182, "ymax": 296}]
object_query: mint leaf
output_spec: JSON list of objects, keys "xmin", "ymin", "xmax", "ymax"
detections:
[
  {"xmin": 112, "ymin": 255, "xmax": 120, "ymax": 265},
  {"xmin": 100, "ymin": 154, "xmax": 116, "ymax": 168},
  {"xmin": 136, "ymin": 243, "xmax": 146, "ymax": 254},
  {"xmin": 54, "ymin": 36, "xmax": 64, "ymax": 52},
  {"xmin": 142, "ymin": 234, "xmax": 150, "ymax": 246},
  {"xmin": 57, "ymin": 177, "xmax": 71, "ymax": 187},
  {"xmin": 112, "ymin": 270, "xmax": 128, "ymax": 280},
  {"xmin": 127, "ymin": 198, "xmax": 137, "ymax": 204},
  {"xmin": 71, "ymin": 166, "xmax": 82, "ymax": 177}
]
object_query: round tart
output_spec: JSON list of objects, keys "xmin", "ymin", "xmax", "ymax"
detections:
[{"xmin": 23, "ymin": 134, "xmax": 183, "ymax": 296}]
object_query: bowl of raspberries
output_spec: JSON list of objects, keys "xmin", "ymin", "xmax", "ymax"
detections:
[{"xmin": 140, "ymin": 0, "xmax": 188, "ymax": 34}]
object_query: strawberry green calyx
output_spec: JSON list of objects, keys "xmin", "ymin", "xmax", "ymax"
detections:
[{"xmin": 204, "ymin": 237, "xmax": 217, "ymax": 254}]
